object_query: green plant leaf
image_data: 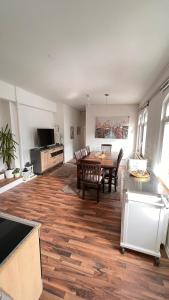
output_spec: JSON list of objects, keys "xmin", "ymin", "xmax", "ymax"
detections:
[{"xmin": 0, "ymin": 124, "xmax": 18, "ymax": 169}]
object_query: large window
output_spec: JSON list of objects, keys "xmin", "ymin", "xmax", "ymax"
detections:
[
  {"xmin": 136, "ymin": 108, "xmax": 148, "ymax": 157},
  {"xmin": 160, "ymin": 99, "xmax": 169, "ymax": 185}
]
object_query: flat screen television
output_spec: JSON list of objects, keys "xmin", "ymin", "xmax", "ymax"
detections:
[{"xmin": 37, "ymin": 128, "xmax": 55, "ymax": 147}]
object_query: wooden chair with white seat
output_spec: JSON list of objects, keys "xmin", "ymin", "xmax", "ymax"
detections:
[{"xmin": 80, "ymin": 160, "xmax": 104, "ymax": 202}]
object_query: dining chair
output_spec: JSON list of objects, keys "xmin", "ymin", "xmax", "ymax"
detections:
[
  {"xmin": 103, "ymin": 148, "xmax": 123, "ymax": 192},
  {"xmin": 81, "ymin": 148, "xmax": 87, "ymax": 158},
  {"xmin": 74, "ymin": 150, "xmax": 82, "ymax": 162},
  {"xmin": 101, "ymin": 144, "xmax": 112, "ymax": 152},
  {"xmin": 86, "ymin": 145, "xmax": 90, "ymax": 155},
  {"xmin": 80, "ymin": 160, "xmax": 104, "ymax": 202}
]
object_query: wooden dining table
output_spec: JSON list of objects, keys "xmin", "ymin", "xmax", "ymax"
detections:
[{"xmin": 77, "ymin": 151, "xmax": 117, "ymax": 192}]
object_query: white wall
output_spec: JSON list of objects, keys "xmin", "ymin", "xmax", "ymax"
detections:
[
  {"xmin": 63, "ymin": 104, "xmax": 82, "ymax": 162},
  {"xmin": 16, "ymin": 88, "xmax": 57, "ymax": 165},
  {"xmin": 55, "ymin": 102, "xmax": 64, "ymax": 143},
  {"xmin": 9, "ymin": 102, "xmax": 20, "ymax": 168},
  {"xmin": 0, "ymin": 80, "xmax": 57, "ymax": 168},
  {"xmin": 16, "ymin": 87, "xmax": 56, "ymax": 112},
  {"xmin": 19, "ymin": 105, "xmax": 55, "ymax": 164},
  {"xmin": 86, "ymin": 104, "xmax": 138, "ymax": 158},
  {"xmin": 0, "ymin": 79, "xmax": 84, "ymax": 166},
  {"xmin": 0, "ymin": 99, "xmax": 11, "ymax": 128},
  {"xmin": 80, "ymin": 110, "xmax": 86, "ymax": 149},
  {"xmin": 0, "ymin": 80, "xmax": 15, "ymax": 102}
]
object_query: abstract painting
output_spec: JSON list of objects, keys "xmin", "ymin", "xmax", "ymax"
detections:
[{"xmin": 95, "ymin": 116, "xmax": 129, "ymax": 139}]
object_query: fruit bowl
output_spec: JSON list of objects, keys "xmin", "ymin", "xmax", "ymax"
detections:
[{"xmin": 130, "ymin": 170, "xmax": 150, "ymax": 178}]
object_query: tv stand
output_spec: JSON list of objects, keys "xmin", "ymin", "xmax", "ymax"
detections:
[{"xmin": 30, "ymin": 145, "xmax": 64, "ymax": 174}]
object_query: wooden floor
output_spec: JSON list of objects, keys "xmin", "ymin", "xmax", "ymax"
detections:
[{"xmin": 0, "ymin": 171, "xmax": 169, "ymax": 300}]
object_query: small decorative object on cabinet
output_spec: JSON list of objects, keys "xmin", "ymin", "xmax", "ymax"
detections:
[
  {"xmin": 30, "ymin": 145, "xmax": 64, "ymax": 174},
  {"xmin": 25, "ymin": 162, "xmax": 34, "ymax": 178},
  {"xmin": 12, "ymin": 168, "xmax": 20, "ymax": 178},
  {"xmin": 22, "ymin": 167, "xmax": 29, "ymax": 181},
  {"xmin": 120, "ymin": 171, "xmax": 169, "ymax": 265}
]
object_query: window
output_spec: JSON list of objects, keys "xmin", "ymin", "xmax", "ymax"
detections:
[
  {"xmin": 136, "ymin": 108, "xmax": 148, "ymax": 157},
  {"xmin": 159, "ymin": 99, "xmax": 169, "ymax": 186}
]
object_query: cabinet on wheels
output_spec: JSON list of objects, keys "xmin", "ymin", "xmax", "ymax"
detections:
[{"xmin": 120, "ymin": 171, "xmax": 169, "ymax": 265}]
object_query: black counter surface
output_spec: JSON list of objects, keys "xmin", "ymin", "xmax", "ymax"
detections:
[{"xmin": 0, "ymin": 217, "xmax": 33, "ymax": 264}]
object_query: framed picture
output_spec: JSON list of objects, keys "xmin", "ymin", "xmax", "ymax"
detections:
[
  {"xmin": 77, "ymin": 126, "xmax": 81, "ymax": 135},
  {"xmin": 70, "ymin": 126, "xmax": 74, "ymax": 139},
  {"xmin": 95, "ymin": 116, "xmax": 129, "ymax": 139}
]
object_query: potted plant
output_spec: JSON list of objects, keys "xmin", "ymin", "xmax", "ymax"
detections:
[
  {"xmin": 0, "ymin": 124, "xmax": 18, "ymax": 179},
  {"xmin": 12, "ymin": 168, "xmax": 20, "ymax": 178}
]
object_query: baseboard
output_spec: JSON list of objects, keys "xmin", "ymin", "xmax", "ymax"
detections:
[
  {"xmin": 0, "ymin": 175, "xmax": 37, "ymax": 194},
  {"xmin": 23, "ymin": 175, "xmax": 37, "ymax": 183},
  {"xmin": 0, "ymin": 178, "xmax": 23, "ymax": 194}
]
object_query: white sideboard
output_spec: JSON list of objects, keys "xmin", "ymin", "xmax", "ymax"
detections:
[{"xmin": 120, "ymin": 171, "xmax": 169, "ymax": 265}]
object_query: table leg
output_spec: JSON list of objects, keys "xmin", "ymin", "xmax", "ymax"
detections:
[{"xmin": 77, "ymin": 164, "xmax": 80, "ymax": 189}]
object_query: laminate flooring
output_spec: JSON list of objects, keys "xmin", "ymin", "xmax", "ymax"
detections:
[{"xmin": 0, "ymin": 165, "xmax": 169, "ymax": 300}]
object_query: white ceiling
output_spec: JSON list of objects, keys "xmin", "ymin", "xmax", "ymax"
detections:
[{"xmin": 0, "ymin": 0, "xmax": 169, "ymax": 109}]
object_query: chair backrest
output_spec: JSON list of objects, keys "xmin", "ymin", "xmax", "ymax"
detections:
[
  {"xmin": 101, "ymin": 144, "xmax": 112, "ymax": 152},
  {"xmin": 115, "ymin": 148, "xmax": 124, "ymax": 174},
  {"xmin": 81, "ymin": 148, "xmax": 87, "ymax": 158},
  {"xmin": 74, "ymin": 150, "xmax": 82, "ymax": 162},
  {"xmin": 80, "ymin": 160, "xmax": 101, "ymax": 184},
  {"xmin": 86, "ymin": 145, "xmax": 90, "ymax": 155}
]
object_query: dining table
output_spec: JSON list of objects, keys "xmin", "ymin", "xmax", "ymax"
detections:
[{"xmin": 77, "ymin": 151, "xmax": 117, "ymax": 192}]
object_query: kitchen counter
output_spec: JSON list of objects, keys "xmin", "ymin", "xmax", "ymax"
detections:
[
  {"xmin": 123, "ymin": 170, "xmax": 167, "ymax": 196},
  {"xmin": 120, "ymin": 171, "xmax": 169, "ymax": 264},
  {"xmin": 0, "ymin": 213, "xmax": 42, "ymax": 300},
  {"xmin": 0, "ymin": 216, "xmax": 34, "ymax": 265}
]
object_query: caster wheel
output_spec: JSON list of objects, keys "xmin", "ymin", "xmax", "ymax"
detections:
[
  {"xmin": 154, "ymin": 257, "xmax": 160, "ymax": 266},
  {"xmin": 120, "ymin": 247, "xmax": 125, "ymax": 254}
]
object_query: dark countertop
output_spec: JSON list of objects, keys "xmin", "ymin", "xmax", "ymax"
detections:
[{"xmin": 0, "ymin": 213, "xmax": 40, "ymax": 266}]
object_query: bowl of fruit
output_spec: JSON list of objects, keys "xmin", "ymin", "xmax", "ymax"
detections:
[{"xmin": 130, "ymin": 170, "xmax": 150, "ymax": 178}]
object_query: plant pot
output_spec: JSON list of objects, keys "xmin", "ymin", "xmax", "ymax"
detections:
[
  {"xmin": 22, "ymin": 171, "xmax": 29, "ymax": 181},
  {"xmin": 0, "ymin": 173, "xmax": 5, "ymax": 180},
  {"xmin": 14, "ymin": 173, "xmax": 20, "ymax": 178},
  {"xmin": 5, "ymin": 169, "xmax": 14, "ymax": 179}
]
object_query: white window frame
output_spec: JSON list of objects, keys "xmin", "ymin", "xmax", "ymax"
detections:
[
  {"xmin": 136, "ymin": 108, "xmax": 148, "ymax": 157},
  {"xmin": 158, "ymin": 97, "xmax": 169, "ymax": 186}
]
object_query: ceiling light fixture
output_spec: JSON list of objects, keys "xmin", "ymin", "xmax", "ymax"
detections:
[{"xmin": 104, "ymin": 93, "xmax": 109, "ymax": 105}]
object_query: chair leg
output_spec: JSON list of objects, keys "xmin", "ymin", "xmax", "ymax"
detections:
[
  {"xmin": 102, "ymin": 180, "xmax": 105, "ymax": 193},
  {"xmin": 82, "ymin": 183, "xmax": 85, "ymax": 199},
  {"xmin": 114, "ymin": 178, "xmax": 117, "ymax": 192},
  {"xmin": 97, "ymin": 186, "xmax": 100, "ymax": 203},
  {"xmin": 77, "ymin": 179, "xmax": 80, "ymax": 189},
  {"xmin": 109, "ymin": 169, "xmax": 112, "ymax": 193}
]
